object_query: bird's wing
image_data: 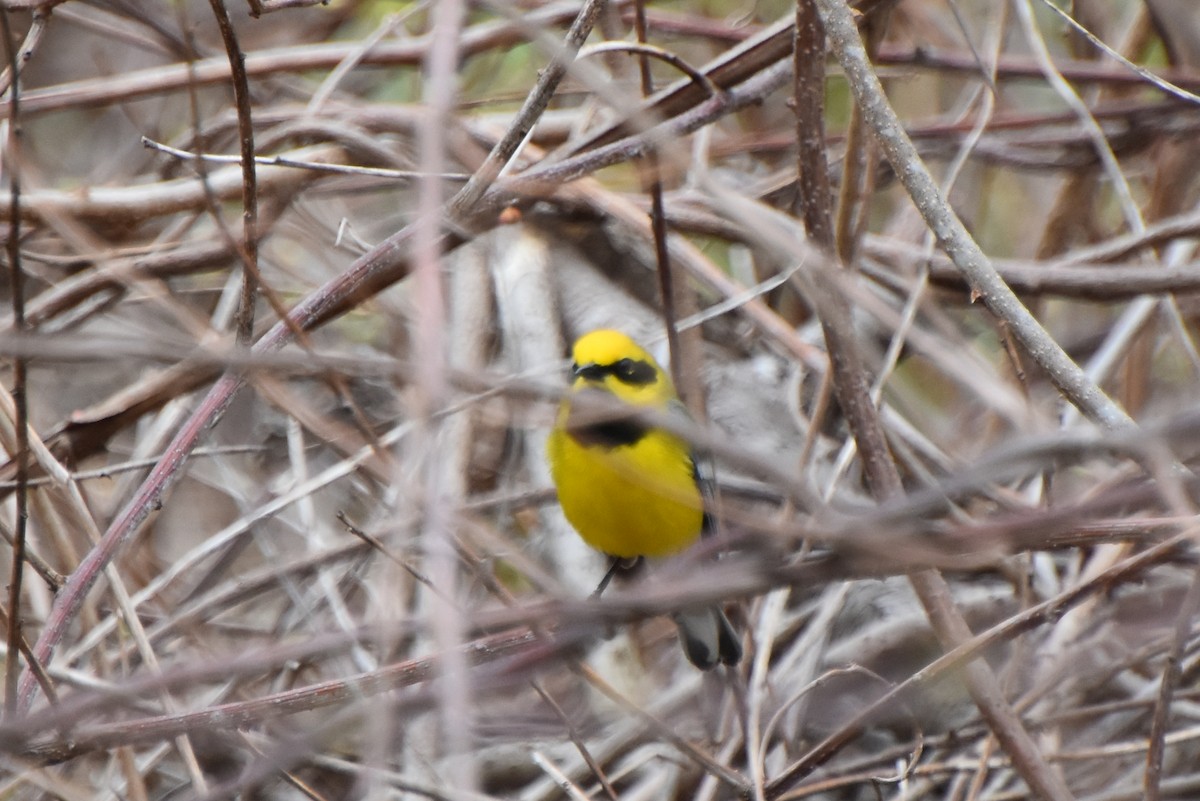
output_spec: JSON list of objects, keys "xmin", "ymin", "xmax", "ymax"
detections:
[{"xmin": 668, "ymin": 398, "xmax": 718, "ymax": 538}]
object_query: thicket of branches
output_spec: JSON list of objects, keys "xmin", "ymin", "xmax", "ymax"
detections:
[{"xmin": 3, "ymin": 0, "xmax": 1200, "ymax": 799}]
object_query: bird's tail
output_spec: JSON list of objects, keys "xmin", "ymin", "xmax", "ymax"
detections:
[{"xmin": 674, "ymin": 606, "xmax": 742, "ymax": 670}]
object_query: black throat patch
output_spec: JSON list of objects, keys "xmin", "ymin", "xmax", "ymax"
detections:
[
  {"xmin": 568, "ymin": 416, "xmax": 649, "ymax": 448},
  {"xmin": 564, "ymin": 389, "xmax": 649, "ymax": 448}
]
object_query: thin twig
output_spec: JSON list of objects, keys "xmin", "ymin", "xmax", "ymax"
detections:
[
  {"xmin": 143, "ymin": 136, "xmax": 470, "ymax": 180},
  {"xmin": 0, "ymin": 8, "xmax": 47, "ymax": 96},
  {"xmin": 578, "ymin": 41, "xmax": 723, "ymax": 98},
  {"xmin": 573, "ymin": 662, "xmax": 749, "ymax": 791},
  {"xmin": 207, "ymin": 0, "xmax": 259, "ymax": 345},
  {"xmin": 631, "ymin": 0, "xmax": 688, "ymax": 405},
  {"xmin": 1035, "ymin": 0, "xmax": 1200, "ymax": 105},
  {"xmin": 792, "ymin": 0, "xmax": 834, "ymax": 249},
  {"xmin": 1015, "ymin": 0, "xmax": 1144, "ymax": 236},
  {"xmin": 448, "ymin": 0, "xmax": 607, "ymax": 217},
  {"xmin": 0, "ymin": 3, "xmax": 29, "ymax": 721},
  {"xmin": 1144, "ymin": 563, "xmax": 1200, "ymax": 801},
  {"xmin": 13, "ymin": 0, "xmax": 612, "ymax": 716},
  {"xmin": 813, "ymin": 0, "xmax": 1132, "ymax": 431},
  {"xmin": 0, "ymin": 3, "xmax": 620, "ymax": 118},
  {"xmin": 765, "ymin": 526, "xmax": 1194, "ymax": 798},
  {"xmin": 532, "ymin": 680, "xmax": 619, "ymax": 801}
]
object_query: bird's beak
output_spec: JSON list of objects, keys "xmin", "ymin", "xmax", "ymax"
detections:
[{"xmin": 573, "ymin": 363, "xmax": 603, "ymax": 384}]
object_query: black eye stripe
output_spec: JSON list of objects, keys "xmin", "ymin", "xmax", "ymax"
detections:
[
  {"xmin": 614, "ymin": 358, "xmax": 657, "ymax": 385},
  {"xmin": 573, "ymin": 363, "xmax": 606, "ymax": 382},
  {"xmin": 572, "ymin": 358, "xmax": 658, "ymax": 386}
]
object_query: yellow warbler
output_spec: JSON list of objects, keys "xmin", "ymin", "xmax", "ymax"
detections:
[{"xmin": 547, "ymin": 329, "xmax": 741, "ymax": 669}]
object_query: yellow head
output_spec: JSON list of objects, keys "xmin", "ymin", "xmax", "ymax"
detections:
[{"xmin": 568, "ymin": 329, "xmax": 676, "ymax": 407}]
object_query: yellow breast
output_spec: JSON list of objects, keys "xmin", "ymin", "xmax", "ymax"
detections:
[{"xmin": 547, "ymin": 422, "xmax": 703, "ymax": 560}]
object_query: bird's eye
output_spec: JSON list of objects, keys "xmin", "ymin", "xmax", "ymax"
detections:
[{"xmin": 613, "ymin": 358, "xmax": 656, "ymax": 385}]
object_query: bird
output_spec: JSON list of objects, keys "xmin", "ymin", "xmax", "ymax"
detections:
[{"xmin": 546, "ymin": 329, "xmax": 742, "ymax": 670}]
